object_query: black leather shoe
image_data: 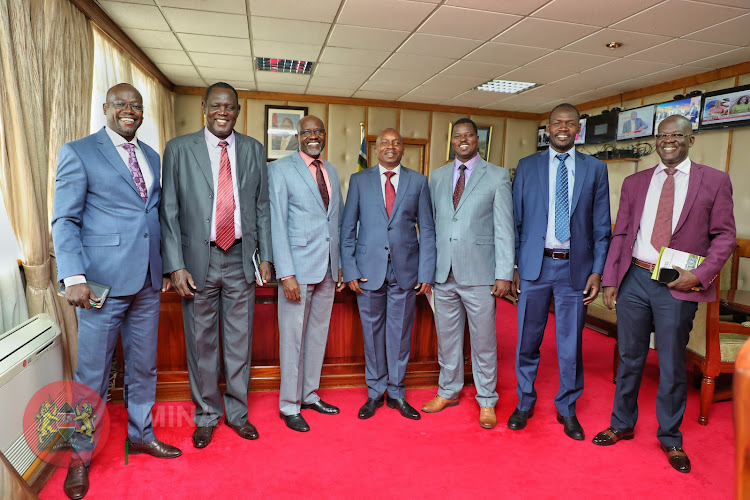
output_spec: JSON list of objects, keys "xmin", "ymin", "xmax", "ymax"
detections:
[
  {"xmin": 556, "ymin": 413, "xmax": 585, "ymax": 441},
  {"xmin": 192, "ymin": 426, "xmax": 215, "ymax": 449},
  {"xmin": 358, "ymin": 397, "xmax": 385, "ymax": 419},
  {"xmin": 225, "ymin": 418, "xmax": 259, "ymax": 440},
  {"xmin": 386, "ymin": 396, "xmax": 421, "ymax": 420},
  {"xmin": 507, "ymin": 408, "xmax": 534, "ymax": 430},
  {"xmin": 301, "ymin": 399, "xmax": 340, "ymax": 414},
  {"xmin": 127, "ymin": 438, "xmax": 182, "ymax": 458},
  {"xmin": 63, "ymin": 459, "xmax": 88, "ymax": 500},
  {"xmin": 280, "ymin": 412, "xmax": 310, "ymax": 432},
  {"xmin": 661, "ymin": 445, "xmax": 691, "ymax": 473}
]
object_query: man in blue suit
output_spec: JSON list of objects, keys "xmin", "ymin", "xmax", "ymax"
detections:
[
  {"xmin": 52, "ymin": 84, "xmax": 181, "ymax": 500},
  {"xmin": 508, "ymin": 103, "xmax": 611, "ymax": 440},
  {"xmin": 341, "ymin": 128, "xmax": 436, "ymax": 420}
]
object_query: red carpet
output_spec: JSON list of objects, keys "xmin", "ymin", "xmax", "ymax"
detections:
[{"xmin": 40, "ymin": 299, "xmax": 733, "ymax": 499}]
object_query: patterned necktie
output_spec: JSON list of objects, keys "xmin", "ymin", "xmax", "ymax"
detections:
[
  {"xmin": 554, "ymin": 153, "xmax": 570, "ymax": 242},
  {"xmin": 215, "ymin": 141, "xmax": 236, "ymax": 251},
  {"xmin": 651, "ymin": 167, "xmax": 677, "ymax": 252},
  {"xmin": 121, "ymin": 143, "xmax": 147, "ymax": 202},
  {"xmin": 384, "ymin": 171, "xmax": 396, "ymax": 218},
  {"xmin": 313, "ymin": 159, "xmax": 329, "ymax": 211},
  {"xmin": 453, "ymin": 164, "xmax": 466, "ymax": 209}
]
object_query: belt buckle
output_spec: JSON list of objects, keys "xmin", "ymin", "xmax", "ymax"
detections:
[{"xmin": 551, "ymin": 251, "xmax": 566, "ymax": 260}]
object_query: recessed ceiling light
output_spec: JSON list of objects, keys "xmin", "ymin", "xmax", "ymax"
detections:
[
  {"xmin": 256, "ymin": 57, "xmax": 313, "ymax": 74},
  {"xmin": 476, "ymin": 79, "xmax": 537, "ymax": 94},
  {"xmin": 605, "ymin": 42, "xmax": 622, "ymax": 49}
]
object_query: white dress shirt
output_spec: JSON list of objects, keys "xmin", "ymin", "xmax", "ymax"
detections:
[
  {"xmin": 545, "ymin": 146, "xmax": 576, "ymax": 250},
  {"xmin": 378, "ymin": 164, "xmax": 401, "ymax": 204},
  {"xmin": 204, "ymin": 127, "xmax": 242, "ymax": 241}
]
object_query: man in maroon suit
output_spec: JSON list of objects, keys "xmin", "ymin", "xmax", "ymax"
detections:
[{"xmin": 592, "ymin": 115, "xmax": 736, "ymax": 473}]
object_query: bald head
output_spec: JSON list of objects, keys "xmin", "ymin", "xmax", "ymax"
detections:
[
  {"xmin": 658, "ymin": 114, "xmax": 692, "ymax": 135},
  {"xmin": 106, "ymin": 83, "xmax": 141, "ymax": 103}
]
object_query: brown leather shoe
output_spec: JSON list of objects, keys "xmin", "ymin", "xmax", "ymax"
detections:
[
  {"xmin": 127, "ymin": 438, "xmax": 182, "ymax": 459},
  {"xmin": 592, "ymin": 426, "xmax": 634, "ymax": 446},
  {"xmin": 63, "ymin": 459, "xmax": 89, "ymax": 500},
  {"xmin": 661, "ymin": 445, "xmax": 691, "ymax": 473},
  {"xmin": 421, "ymin": 395, "xmax": 459, "ymax": 413},
  {"xmin": 479, "ymin": 407, "xmax": 497, "ymax": 429},
  {"xmin": 225, "ymin": 418, "xmax": 259, "ymax": 440},
  {"xmin": 192, "ymin": 426, "xmax": 215, "ymax": 449}
]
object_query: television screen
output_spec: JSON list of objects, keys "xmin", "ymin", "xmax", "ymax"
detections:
[
  {"xmin": 574, "ymin": 118, "xmax": 587, "ymax": 145},
  {"xmin": 585, "ymin": 112, "xmax": 618, "ymax": 144},
  {"xmin": 617, "ymin": 104, "xmax": 655, "ymax": 141},
  {"xmin": 700, "ymin": 83, "xmax": 750, "ymax": 130},
  {"xmin": 537, "ymin": 125, "xmax": 549, "ymax": 150},
  {"xmin": 655, "ymin": 96, "xmax": 701, "ymax": 131}
]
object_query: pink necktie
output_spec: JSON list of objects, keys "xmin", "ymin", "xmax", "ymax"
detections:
[
  {"xmin": 215, "ymin": 141, "xmax": 236, "ymax": 251},
  {"xmin": 651, "ymin": 167, "xmax": 677, "ymax": 252},
  {"xmin": 121, "ymin": 143, "xmax": 147, "ymax": 202},
  {"xmin": 384, "ymin": 171, "xmax": 396, "ymax": 218}
]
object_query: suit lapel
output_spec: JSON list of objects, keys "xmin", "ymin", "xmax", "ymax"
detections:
[
  {"xmin": 190, "ymin": 130, "xmax": 214, "ymax": 193},
  {"xmin": 632, "ymin": 166, "xmax": 656, "ymax": 232},
  {"xmin": 455, "ymin": 159, "xmax": 486, "ymax": 213},
  {"xmin": 234, "ymin": 133, "xmax": 248, "ymax": 190},
  {"xmin": 370, "ymin": 166, "xmax": 389, "ymax": 221},
  {"xmin": 571, "ymin": 151, "xmax": 589, "ymax": 214},
  {"xmin": 96, "ymin": 128, "xmax": 143, "ymax": 199},
  {"xmin": 537, "ymin": 151, "xmax": 549, "ymax": 215},
  {"xmin": 138, "ymin": 139, "xmax": 159, "ymax": 208},
  {"xmin": 674, "ymin": 161, "xmax": 703, "ymax": 233},
  {"xmin": 390, "ymin": 166, "xmax": 411, "ymax": 220},
  {"xmin": 293, "ymin": 152, "xmax": 327, "ymax": 213}
]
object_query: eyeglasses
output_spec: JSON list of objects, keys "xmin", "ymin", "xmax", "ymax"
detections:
[
  {"xmin": 655, "ymin": 133, "xmax": 689, "ymax": 140},
  {"xmin": 299, "ymin": 128, "xmax": 326, "ymax": 137},
  {"xmin": 208, "ymin": 104, "xmax": 238, "ymax": 112},
  {"xmin": 106, "ymin": 101, "xmax": 144, "ymax": 112}
]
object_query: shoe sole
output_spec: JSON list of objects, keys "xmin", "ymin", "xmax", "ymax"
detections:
[
  {"xmin": 421, "ymin": 400, "xmax": 459, "ymax": 413},
  {"xmin": 479, "ymin": 421, "xmax": 497, "ymax": 429}
]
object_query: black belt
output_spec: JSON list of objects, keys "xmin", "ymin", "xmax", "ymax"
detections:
[
  {"xmin": 210, "ymin": 238, "xmax": 242, "ymax": 250},
  {"xmin": 632, "ymin": 258, "xmax": 655, "ymax": 273},
  {"xmin": 543, "ymin": 249, "xmax": 570, "ymax": 260}
]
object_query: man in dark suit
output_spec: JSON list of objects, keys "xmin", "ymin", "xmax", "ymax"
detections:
[
  {"xmin": 53, "ymin": 83, "xmax": 181, "ymax": 500},
  {"xmin": 593, "ymin": 115, "xmax": 736, "ymax": 473},
  {"xmin": 509, "ymin": 103, "xmax": 611, "ymax": 440},
  {"xmin": 341, "ymin": 128, "xmax": 436, "ymax": 420},
  {"xmin": 160, "ymin": 82, "xmax": 272, "ymax": 449}
]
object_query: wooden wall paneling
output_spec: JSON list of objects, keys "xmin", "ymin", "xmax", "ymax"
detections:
[
  {"xmin": 400, "ymin": 109, "xmax": 431, "ymax": 140},
  {"xmin": 503, "ymin": 118, "xmax": 539, "ymax": 173},
  {"xmin": 328, "ymin": 104, "xmax": 366, "ymax": 198},
  {"xmin": 245, "ymin": 99, "xmax": 285, "ymax": 146},
  {"xmin": 429, "ymin": 111, "xmax": 465, "ymax": 174},
  {"xmin": 471, "ymin": 115, "xmax": 506, "ymax": 168},
  {"xmin": 367, "ymin": 107, "xmax": 398, "ymax": 135},
  {"xmin": 173, "ymin": 94, "xmax": 203, "ymax": 137},
  {"xmin": 727, "ymin": 125, "xmax": 750, "ymax": 239}
]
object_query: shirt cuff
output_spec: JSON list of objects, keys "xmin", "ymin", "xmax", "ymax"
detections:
[
  {"xmin": 281, "ymin": 275, "xmax": 293, "ymax": 281},
  {"xmin": 63, "ymin": 275, "xmax": 87, "ymax": 287}
]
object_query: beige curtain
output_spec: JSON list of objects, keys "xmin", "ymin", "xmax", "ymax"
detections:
[{"xmin": 0, "ymin": 0, "xmax": 93, "ymax": 377}]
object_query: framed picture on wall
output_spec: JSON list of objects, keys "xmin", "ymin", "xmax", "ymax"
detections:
[
  {"xmin": 446, "ymin": 122, "xmax": 493, "ymax": 162},
  {"xmin": 265, "ymin": 105, "xmax": 308, "ymax": 161}
]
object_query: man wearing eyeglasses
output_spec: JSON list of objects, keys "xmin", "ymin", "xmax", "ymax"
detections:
[
  {"xmin": 269, "ymin": 115, "xmax": 345, "ymax": 432},
  {"xmin": 594, "ymin": 115, "xmax": 736, "ymax": 473},
  {"xmin": 53, "ymin": 83, "xmax": 182, "ymax": 500},
  {"xmin": 160, "ymin": 82, "xmax": 272, "ymax": 449}
]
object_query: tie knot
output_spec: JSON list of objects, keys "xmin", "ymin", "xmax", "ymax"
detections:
[
  {"xmin": 665, "ymin": 167, "xmax": 677, "ymax": 176},
  {"xmin": 384, "ymin": 171, "xmax": 396, "ymax": 179},
  {"xmin": 312, "ymin": 159, "xmax": 322, "ymax": 168},
  {"xmin": 122, "ymin": 143, "xmax": 135, "ymax": 153},
  {"xmin": 556, "ymin": 153, "xmax": 569, "ymax": 163},
  {"xmin": 459, "ymin": 164, "xmax": 467, "ymax": 171},
  {"xmin": 219, "ymin": 141, "xmax": 228, "ymax": 149}
]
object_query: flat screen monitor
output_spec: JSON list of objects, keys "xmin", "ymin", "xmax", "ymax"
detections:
[
  {"xmin": 585, "ymin": 112, "xmax": 618, "ymax": 144},
  {"xmin": 654, "ymin": 96, "xmax": 701, "ymax": 131},
  {"xmin": 699, "ymin": 83, "xmax": 750, "ymax": 130},
  {"xmin": 537, "ymin": 125, "xmax": 549, "ymax": 150},
  {"xmin": 617, "ymin": 104, "xmax": 655, "ymax": 141},
  {"xmin": 574, "ymin": 118, "xmax": 587, "ymax": 145}
]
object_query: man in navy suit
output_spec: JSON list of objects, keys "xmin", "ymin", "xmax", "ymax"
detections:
[
  {"xmin": 341, "ymin": 128, "xmax": 436, "ymax": 420},
  {"xmin": 508, "ymin": 103, "xmax": 611, "ymax": 440},
  {"xmin": 52, "ymin": 83, "xmax": 181, "ymax": 500}
]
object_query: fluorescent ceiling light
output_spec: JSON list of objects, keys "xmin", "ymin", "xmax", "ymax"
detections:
[
  {"xmin": 256, "ymin": 57, "xmax": 313, "ymax": 74},
  {"xmin": 476, "ymin": 79, "xmax": 537, "ymax": 94}
]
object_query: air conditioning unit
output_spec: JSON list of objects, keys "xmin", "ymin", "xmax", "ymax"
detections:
[{"xmin": 0, "ymin": 314, "xmax": 63, "ymax": 479}]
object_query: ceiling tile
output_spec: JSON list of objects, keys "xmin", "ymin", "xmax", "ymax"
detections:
[
  {"xmin": 532, "ymin": 0, "xmax": 663, "ymax": 27},
  {"xmin": 190, "ymin": 53, "xmax": 253, "ymax": 70},
  {"xmin": 493, "ymin": 18, "xmax": 599, "ymax": 50},
  {"xmin": 313, "ymin": 63, "xmax": 374, "ymax": 79},
  {"xmin": 396, "ymin": 93, "xmax": 447, "ymax": 104},
  {"xmin": 416, "ymin": 74, "xmax": 489, "ymax": 95},
  {"xmin": 623, "ymin": 65, "xmax": 708, "ymax": 88},
  {"xmin": 360, "ymin": 79, "xmax": 419, "ymax": 94},
  {"xmin": 177, "ymin": 34, "xmax": 251, "ymax": 56},
  {"xmin": 157, "ymin": 0, "xmax": 245, "ymax": 14},
  {"xmin": 399, "ymin": 34, "xmax": 482, "ymax": 59},
  {"xmin": 223, "ymin": 81, "xmax": 256, "ymax": 91},
  {"xmin": 695, "ymin": 0, "xmax": 750, "ymax": 6},
  {"xmin": 254, "ymin": 72, "xmax": 310, "ymax": 85},
  {"xmin": 683, "ymin": 13, "xmax": 750, "ymax": 46},
  {"xmin": 688, "ymin": 46, "xmax": 750, "ymax": 69},
  {"xmin": 306, "ymin": 86, "xmax": 355, "ymax": 97},
  {"xmin": 157, "ymin": 63, "xmax": 200, "ymax": 79},
  {"xmin": 498, "ymin": 50, "xmax": 615, "ymax": 84},
  {"xmin": 626, "ymin": 39, "xmax": 737, "ymax": 65},
  {"xmin": 369, "ymin": 68, "xmax": 433, "ymax": 86},
  {"xmin": 352, "ymin": 90, "xmax": 405, "ymax": 100},
  {"xmin": 382, "ymin": 53, "xmax": 455, "ymax": 73},
  {"xmin": 309, "ymin": 74, "xmax": 368, "ymax": 89},
  {"xmin": 328, "ymin": 25, "xmax": 410, "ymax": 51},
  {"xmin": 169, "ymin": 77, "xmax": 207, "ymax": 87},
  {"xmin": 562, "ymin": 28, "xmax": 671, "ymax": 57},
  {"xmin": 611, "ymin": 0, "xmax": 743, "ymax": 38},
  {"xmin": 253, "ymin": 41, "xmax": 322, "ymax": 61},
  {"xmin": 123, "ymin": 28, "xmax": 181, "ymax": 50},
  {"xmin": 441, "ymin": 90, "xmax": 506, "ymax": 107},
  {"xmin": 441, "ymin": 60, "xmax": 514, "ymax": 79},
  {"xmin": 256, "ymin": 83, "xmax": 308, "ymax": 93},
  {"xmin": 575, "ymin": 59, "xmax": 672, "ymax": 88},
  {"xmin": 250, "ymin": 17, "xmax": 330, "ymax": 45},
  {"xmin": 198, "ymin": 67, "xmax": 254, "ymax": 82},
  {"xmin": 142, "ymin": 48, "xmax": 191, "ymax": 65},
  {"xmin": 465, "ymin": 42, "xmax": 551, "ymax": 66},
  {"xmin": 97, "ymin": 1, "xmax": 170, "ymax": 31},
  {"xmin": 445, "ymin": 0, "xmax": 549, "ymax": 16},
  {"xmin": 418, "ymin": 6, "xmax": 521, "ymax": 41},
  {"xmin": 161, "ymin": 8, "xmax": 249, "ymax": 38},
  {"xmin": 319, "ymin": 47, "xmax": 392, "ymax": 67},
  {"xmin": 337, "ymin": 0, "xmax": 436, "ymax": 31},
  {"xmin": 248, "ymin": 0, "xmax": 341, "ymax": 23}
]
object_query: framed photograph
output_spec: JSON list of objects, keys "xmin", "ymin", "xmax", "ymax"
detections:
[
  {"xmin": 265, "ymin": 105, "xmax": 308, "ymax": 160},
  {"xmin": 446, "ymin": 122, "xmax": 493, "ymax": 161}
]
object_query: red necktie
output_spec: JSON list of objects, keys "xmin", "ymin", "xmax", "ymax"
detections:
[
  {"xmin": 453, "ymin": 164, "xmax": 466, "ymax": 209},
  {"xmin": 651, "ymin": 167, "xmax": 677, "ymax": 252},
  {"xmin": 384, "ymin": 171, "xmax": 396, "ymax": 218},
  {"xmin": 215, "ymin": 141, "xmax": 236, "ymax": 251},
  {"xmin": 313, "ymin": 159, "xmax": 329, "ymax": 211}
]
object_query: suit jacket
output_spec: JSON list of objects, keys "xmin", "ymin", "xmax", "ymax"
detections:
[
  {"xmin": 513, "ymin": 149, "xmax": 611, "ymax": 290},
  {"xmin": 340, "ymin": 165, "xmax": 436, "ymax": 291},
  {"xmin": 269, "ymin": 152, "xmax": 343, "ymax": 284},
  {"xmin": 602, "ymin": 161, "xmax": 736, "ymax": 302},
  {"xmin": 430, "ymin": 158, "xmax": 514, "ymax": 285},
  {"xmin": 159, "ymin": 129, "xmax": 272, "ymax": 290},
  {"xmin": 52, "ymin": 127, "xmax": 162, "ymax": 296}
]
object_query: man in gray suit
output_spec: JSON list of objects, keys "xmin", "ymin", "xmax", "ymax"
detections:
[
  {"xmin": 341, "ymin": 128, "xmax": 436, "ymax": 421},
  {"xmin": 269, "ymin": 115, "xmax": 345, "ymax": 432},
  {"xmin": 160, "ymin": 82, "xmax": 272, "ymax": 448},
  {"xmin": 421, "ymin": 118, "xmax": 514, "ymax": 429}
]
